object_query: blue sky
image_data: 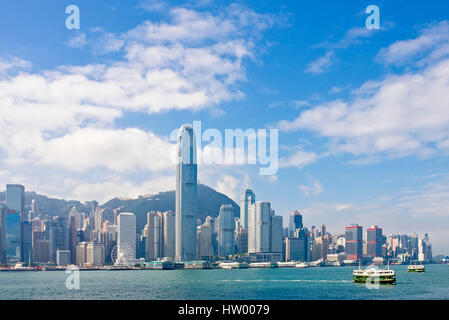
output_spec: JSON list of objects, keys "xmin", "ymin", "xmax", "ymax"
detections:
[{"xmin": 0, "ymin": 0, "xmax": 449, "ymax": 254}]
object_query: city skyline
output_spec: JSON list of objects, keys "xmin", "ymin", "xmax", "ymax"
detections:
[
  {"xmin": 0, "ymin": 182, "xmax": 438, "ymax": 268},
  {"xmin": 0, "ymin": 0, "xmax": 448, "ymax": 257}
]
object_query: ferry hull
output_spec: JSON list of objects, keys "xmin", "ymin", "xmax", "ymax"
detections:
[
  {"xmin": 408, "ymin": 269, "xmax": 424, "ymax": 273},
  {"xmin": 353, "ymin": 275, "xmax": 396, "ymax": 284}
]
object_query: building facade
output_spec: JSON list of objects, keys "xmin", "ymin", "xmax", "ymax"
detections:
[{"xmin": 175, "ymin": 124, "xmax": 198, "ymax": 262}]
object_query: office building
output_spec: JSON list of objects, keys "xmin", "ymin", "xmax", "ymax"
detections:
[
  {"xmin": 0, "ymin": 204, "xmax": 6, "ymax": 264},
  {"xmin": 86, "ymin": 242, "xmax": 105, "ymax": 265},
  {"xmin": 68, "ymin": 207, "xmax": 79, "ymax": 264},
  {"xmin": 163, "ymin": 210, "xmax": 175, "ymax": 258},
  {"xmin": 56, "ymin": 250, "xmax": 71, "ymax": 266},
  {"xmin": 345, "ymin": 224, "xmax": 363, "ymax": 260},
  {"xmin": 117, "ymin": 212, "xmax": 136, "ymax": 262},
  {"xmin": 270, "ymin": 214, "xmax": 283, "ymax": 254},
  {"xmin": 76, "ymin": 241, "xmax": 89, "ymax": 266},
  {"xmin": 418, "ymin": 233, "xmax": 432, "ymax": 262},
  {"xmin": 22, "ymin": 220, "xmax": 32, "ymax": 265},
  {"xmin": 367, "ymin": 225, "xmax": 383, "ymax": 257},
  {"xmin": 248, "ymin": 201, "xmax": 271, "ymax": 253},
  {"xmin": 240, "ymin": 189, "xmax": 255, "ymax": 228},
  {"xmin": 175, "ymin": 124, "xmax": 198, "ymax": 262},
  {"xmin": 197, "ymin": 224, "xmax": 213, "ymax": 259},
  {"xmin": 217, "ymin": 204, "xmax": 235, "ymax": 257},
  {"xmin": 34, "ymin": 240, "xmax": 50, "ymax": 263},
  {"xmin": 288, "ymin": 210, "xmax": 303, "ymax": 237},
  {"xmin": 5, "ymin": 184, "xmax": 25, "ymax": 263}
]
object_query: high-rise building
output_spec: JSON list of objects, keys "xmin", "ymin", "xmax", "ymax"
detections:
[
  {"xmin": 22, "ymin": 221, "xmax": 33, "ymax": 266},
  {"xmin": 240, "ymin": 189, "xmax": 255, "ymax": 228},
  {"xmin": 0, "ymin": 204, "xmax": 6, "ymax": 264},
  {"xmin": 56, "ymin": 250, "xmax": 71, "ymax": 266},
  {"xmin": 163, "ymin": 210, "xmax": 175, "ymax": 258},
  {"xmin": 94, "ymin": 208, "xmax": 103, "ymax": 233},
  {"xmin": 345, "ymin": 224, "xmax": 363, "ymax": 260},
  {"xmin": 86, "ymin": 242, "xmax": 105, "ymax": 265},
  {"xmin": 418, "ymin": 233, "xmax": 432, "ymax": 262},
  {"xmin": 217, "ymin": 204, "xmax": 235, "ymax": 257},
  {"xmin": 248, "ymin": 201, "xmax": 271, "ymax": 253},
  {"xmin": 367, "ymin": 225, "xmax": 383, "ymax": 257},
  {"xmin": 146, "ymin": 211, "xmax": 163, "ymax": 261},
  {"xmin": 5, "ymin": 184, "xmax": 25, "ymax": 263},
  {"xmin": 204, "ymin": 216, "xmax": 218, "ymax": 256},
  {"xmin": 311, "ymin": 235, "xmax": 329, "ymax": 261},
  {"xmin": 76, "ymin": 241, "xmax": 89, "ymax": 266},
  {"xmin": 117, "ymin": 212, "xmax": 136, "ymax": 262},
  {"xmin": 197, "ymin": 224, "xmax": 212, "ymax": 259},
  {"xmin": 67, "ymin": 207, "xmax": 79, "ymax": 264},
  {"xmin": 270, "ymin": 214, "xmax": 283, "ymax": 254},
  {"xmin": 51, "ymin": 216, "xmax": 67, "ymax": 261},
  {"xmin": 175, "ymin": 124, "xmax": 198, "ymax": 262},
  {"xmin": 288, "ymin": 210, "xmax": 303, "ymax": 237},
  {"xmin": 238, "ymin": 228, "xmax": 248, "ymax": 254},
  {"xmin": 409, "ymin": 233, "xmax": 419, "ymax": 259}
]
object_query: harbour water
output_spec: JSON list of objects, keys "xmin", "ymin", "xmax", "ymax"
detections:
[{"xmin": 0, "ymin": 264, "xmax": 448, "ymax": 300}]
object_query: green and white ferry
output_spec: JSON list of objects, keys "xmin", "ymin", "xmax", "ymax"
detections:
[
  {"xmin": 353, "ymin": 265, "xmax": 396, "ymax": 284},
  {"xmin": 408, "ymin": 264, "xmax": 425, "ymax": 272}
]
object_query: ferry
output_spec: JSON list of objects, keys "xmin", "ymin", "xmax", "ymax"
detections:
[
  {"xmin": 408, "ymin": 265, "xmax": 425, "ymax": 272},
  {"xmin": 353, "ymin": 266, "xmax": 396, "ymax": 284}
]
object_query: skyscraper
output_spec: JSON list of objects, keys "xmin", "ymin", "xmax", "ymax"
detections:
[
  {"xmin": 22, "ymin": 221, "xmax": 32, "ymax": 265},
  {"xmin": 367, "ymin": 225, "xmax": 383, "ymax": 257},
  {"xmin": 345, "ymin": 224, "xmax": 363, "ymax": 260},
  {"xmin": 117, "ymin": 212, "xmax": 136, "ymax": 263},
  {"xmin": 0, "ymin": 204, "xmax": 6, "ymax": 265},
  {"xmin": 288, "ymin": 210, "xmax": 303, "ymax": 237},
  {"xmin": 5, "ymin": 184, "xmax": 25, "ymax": 263},
  {"xmin": 163, "ymin": 210, "xmax": 175, "ymax": 258},
  {"xmin": 217, "ymin": 204, "xmax": 235, "ymax": 257},
  {"xmin": 175, "ymin": 124, "xmax": 198, "ymax": 262},
  {"xmin": 240, "ymin": 189, "xmax": 255, "ymax": 228},
  {"xmin": 248, "ymin": 201, "xmax": 271, "ymax": 253},
  {"xmin": 146, "ymin": 211, "xmax": 163, "ymax": 261},
  {"xmin": 67, "ymin": 207, "xmax": 79, "ymax": 264},
  {"xmin": 197, "ymin": 224, "xmax": 212, "ymax": 259},
  {"xmin": 270, "ymin": 214, "xmax": 283, "ymax": 254}
]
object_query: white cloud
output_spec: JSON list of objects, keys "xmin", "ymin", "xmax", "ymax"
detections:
[
  {"xmin": 0, "ymin": 4, "xmax": 276, "ymax": 202},
  {"xmin": 298, "ymin": 177, "xmax": 323, "ymax": 196},
  {"xmin": 377, "ymin": 20, "xmax": 449, "ymax": 66},
  {"xmin": 280, "ymin": 57, "xmax": 449, "ymax": 160},
  {"xmin": 0, "ymin": 57, "xmax": 30, "ymax": 75},
  {"xmin": 213, "ymin": 174, "xmax": 241, "ymax": 202},
  {"xmin": 279, "ymin": 148, "xmax": 319, "ymax": 169},
  {"xmin": 305, "ymin": 26, "xmax": 380, "ymax": 74},
  {"xmin": 305, "ymin": 51, "xmax": 334, "ymax": 74},
  {"xmin": 66, "ymin": 33, "xmax": 88, "ymax": 48},
  {"xmin": 35, "ymin": 127, "xmax": 175, "ymax": 172}
]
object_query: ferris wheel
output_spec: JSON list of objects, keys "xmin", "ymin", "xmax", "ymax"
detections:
[{"xmin": 111, "ymin": 243, "xmax": 135, "ymax": 266}]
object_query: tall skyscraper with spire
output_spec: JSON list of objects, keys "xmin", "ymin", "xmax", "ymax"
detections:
[
  {"xmin": 240, "ymin": 189, "xmax": 255, "ymax": 228},
  {"xmin": 175, "ymin": 124, "xmax": 198, "ymax": 262}
]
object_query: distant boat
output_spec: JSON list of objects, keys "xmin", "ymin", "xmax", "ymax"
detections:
[
  {"xmin": 408, "ymin": 265, "xmax": 425, "ymax": 272},
  {"xmin": 353, "ymin": 264, "xmax": 396, "ymax": 284},
  {"xmin": 295, "ymin": 262, "xmax": 308, "ymax": 268}
]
